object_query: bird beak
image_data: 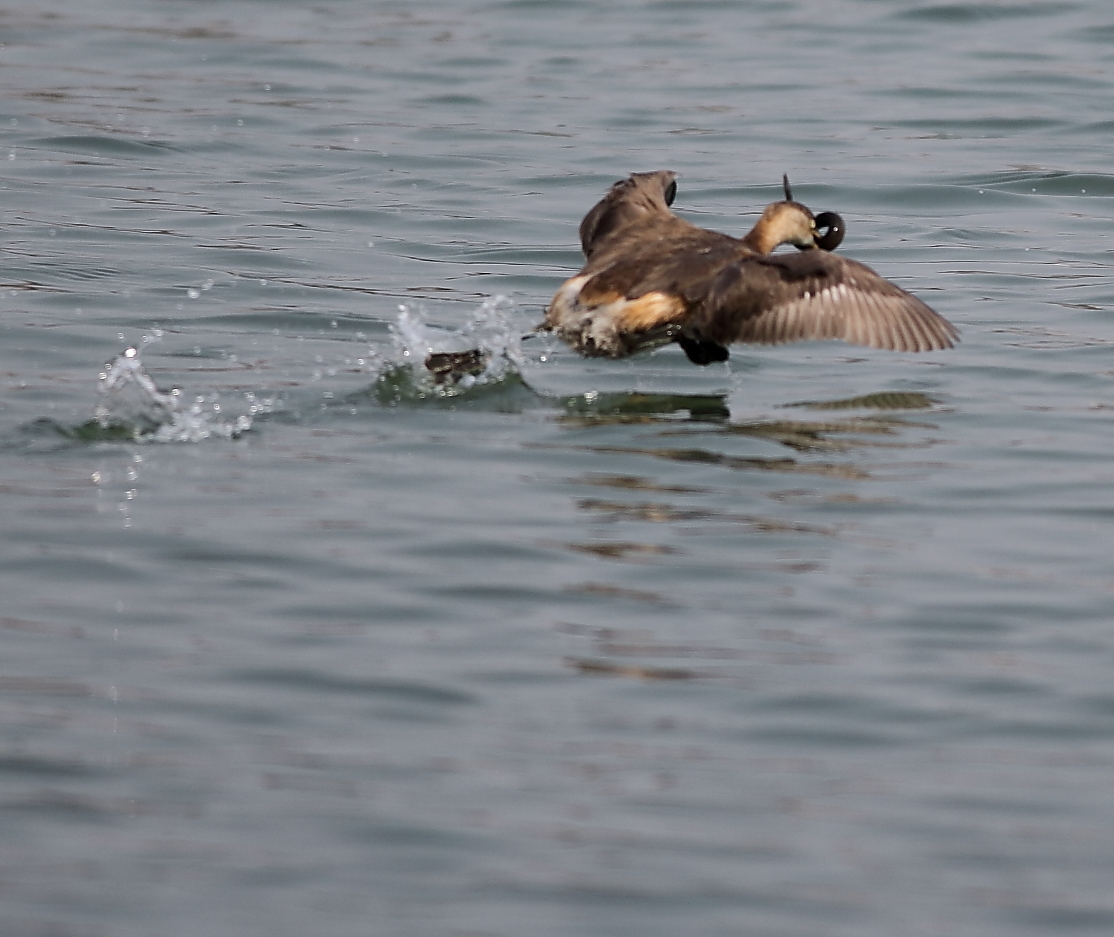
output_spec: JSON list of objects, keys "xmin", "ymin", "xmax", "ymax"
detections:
[{"xmin": 789, "ymin": 219, "xmax": 820, "ymax": 251}]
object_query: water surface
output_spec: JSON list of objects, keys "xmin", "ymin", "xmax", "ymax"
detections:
[{"xmin": 3, "ymin": 2, "xmax": 1114, "ymax": 935}]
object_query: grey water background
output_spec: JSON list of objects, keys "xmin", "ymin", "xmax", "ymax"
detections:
[{"xmin": 3, "ymin": 1, "xmax": 1114, "ymax": 935}]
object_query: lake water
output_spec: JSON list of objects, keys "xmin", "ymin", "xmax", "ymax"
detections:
[{"xmin": 3, "ymin": 1, "xmax": 1114, "ymax": 935}]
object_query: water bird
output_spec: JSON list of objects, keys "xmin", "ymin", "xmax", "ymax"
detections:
[{"xmin": 543, "ymin": 171, "xmax": 958, "ymax": 364}]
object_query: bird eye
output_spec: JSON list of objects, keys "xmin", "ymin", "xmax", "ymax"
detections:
[{"xmin": 664, "ymin": 179, "xmax": 677, "ymax": 206}]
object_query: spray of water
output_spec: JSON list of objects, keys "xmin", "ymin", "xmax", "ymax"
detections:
[
  {"xmin": 86, "ymin": 297, "xmax": 532, "ymax": 439},
  {"xmin": 384, "ymin": 295, "xmax": 529, "ymax": 395},
  {"xmin": 95, "ymin": 345, "xmax": 268, "ymax": 442}
]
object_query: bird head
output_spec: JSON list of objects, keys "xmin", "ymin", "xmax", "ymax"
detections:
[{"xmin": 777, "ymin": 175, "xmax": 845, "ymax": 251}]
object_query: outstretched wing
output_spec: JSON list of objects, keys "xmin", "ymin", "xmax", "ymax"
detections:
[
  {"xmin": 695, "ymin": 250, "xmax": 959, "ymax": 352},
  {"xmin": 578, "ymin": 170, "xmax": 678, "ymax": 259}
]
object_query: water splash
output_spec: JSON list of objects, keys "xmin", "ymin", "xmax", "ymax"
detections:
[
  {"xmin": 92, "ymin": 346, "xmax": 267, "ymax": 442},
  {"xmin": 380, "ymin": 295, "xmax": 528, "ymax": 398}
]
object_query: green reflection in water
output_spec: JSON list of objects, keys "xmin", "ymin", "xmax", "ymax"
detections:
[{"xmin": 784, "ymin": 390, "xmax": 939, "ymax": 411}]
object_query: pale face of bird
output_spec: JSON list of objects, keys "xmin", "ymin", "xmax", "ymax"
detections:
[{"xmin": 749, "ymin": 202, "xmax": 819, "ymax": 254}]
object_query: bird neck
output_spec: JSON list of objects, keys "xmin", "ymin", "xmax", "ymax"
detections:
[
  {"xmin": 740, "ymin": 203, "xmax": 811, "ymax": 255},
  {"xmin": 739, "ymin": 223, "xmax": 779, "ymax": 255}
]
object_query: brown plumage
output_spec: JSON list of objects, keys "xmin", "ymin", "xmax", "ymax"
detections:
[{"xmin": 543, "ymin": 171, "xmax": 959, "ymax": 365}]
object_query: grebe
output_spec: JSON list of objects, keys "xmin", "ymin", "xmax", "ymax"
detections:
[{"xmin": 543, "ymin": 171, "xmax": 958, "ymax": 365}]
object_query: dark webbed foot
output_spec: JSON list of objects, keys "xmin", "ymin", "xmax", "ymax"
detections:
[
  {"xmin": 677, "ymin": 336, "xmax": 730, "ymax": 365},
  {"xmin": 425, "ymin": 349, "xmax": 489, "ymax": 385}
]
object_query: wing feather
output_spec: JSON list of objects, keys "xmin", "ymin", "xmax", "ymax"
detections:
[
  {"xmin": 578, "ymin": 171, "xmax": 678, "ymax": 258},
  {"xmin": 578, "ymin": 225, "xmax": 746, "ymax": 304},
  {"xmin": 696, "ymin": 251, "xmax": 958, "ymax": 352}
]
